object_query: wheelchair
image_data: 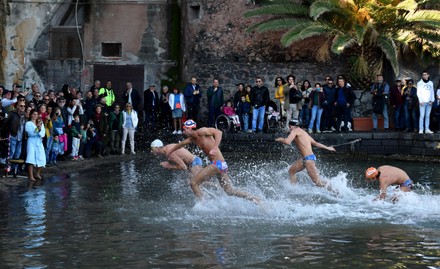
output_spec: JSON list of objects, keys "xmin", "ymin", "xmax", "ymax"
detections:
[{"xmin": 215, "ymin": 114, "xmax": 241, "ymax": 133}]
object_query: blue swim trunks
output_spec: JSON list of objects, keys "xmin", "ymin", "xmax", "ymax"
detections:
[
  {"xmin": 303, "ymin": 154, "xmax": 317, "ymax": 162},
  {"xmin": 191, "ymin": 156, "xmax": 203, "ymax": 167},
  {"xmin": 211, "ymin": 160, "xmax": 228, "ymax": 173},
  {"xmin": 400, "ymin": 179, "xmax": 414, "ymax": 189}
]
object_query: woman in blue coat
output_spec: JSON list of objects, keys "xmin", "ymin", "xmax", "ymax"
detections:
[{"xmin": 25, "ymin": 109, "xmax": 46, "ymax": 181}]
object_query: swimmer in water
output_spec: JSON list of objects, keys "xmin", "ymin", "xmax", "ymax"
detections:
[
  {"xmin": 365, "ymin": 165, "xmax": 414, "ymax": 200},
  {"xmin": 151, "ymin": 139, "xmax": 203, "ymax": 183},
  {"xmin": 275, "ymin": 119, "xmax": 336, "ymax": 187},
  {"xmin": 166, "ymin": 120, "xmax": 261, "ymax": 204}
]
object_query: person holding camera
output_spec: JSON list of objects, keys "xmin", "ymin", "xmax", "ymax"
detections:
[
  {"xmin": 25, "ymin": 109, "xmax": 46, "ymax": 181},
  {"xmin": 370, "ymin": 74, "xmax": 390, "ymax": 131}
]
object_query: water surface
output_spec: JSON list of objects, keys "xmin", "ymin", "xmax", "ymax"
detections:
[{"xmin": 0, "ymin": 151, "xmax": 439, "ymax": 268}]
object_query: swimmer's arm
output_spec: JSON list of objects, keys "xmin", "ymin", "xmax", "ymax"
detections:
[
  {"xmin": 201, "ymin": 127, "xmax": 223, "ymax": 149},
  {"xmin": 375, "ymin": 182, "xmax": 388, "ymax": 200},
  {"xmin": 160, "ymin": 151, "xmax": 187, "ymax": 170},
  {"xmin": 275, "ymin": 132, "xmax": 296, "ymax": 145},
  {"xmin": 311, "ymin": 138, "xmax": 336, "ymax": 152},
  {"xmin": 166, "ymin": 138, "xmax": 192, "ymax": 158}
]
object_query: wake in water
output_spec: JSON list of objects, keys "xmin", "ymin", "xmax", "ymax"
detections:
[{"xmin": 163, "ymin": 161, "xmax": 440, "ymax": 227}]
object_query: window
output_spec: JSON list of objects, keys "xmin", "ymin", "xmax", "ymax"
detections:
[
  {"xmin": 188, "ymin": 5, "xmax": 200, "ymax": 20},
  {"xmin": 50, "ymin": 26, "xmax": 82, "ymax": 59},
  {"xmin": 102, "ymin": 43, "xmax": 122, "ymax": 57}
]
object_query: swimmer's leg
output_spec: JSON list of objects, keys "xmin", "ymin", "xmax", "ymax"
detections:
[
  {"xmin": 305, "ymin": 160, "xmax": 324, "ymax": 187},
  {"xmin": 219, "ymin": 172, "xmax": 261, "ymax": 204},
  {"xmin": 190, "ymin": 165, "xmax": 218, "ymax": 199},
  {"xmin": 289, "ymin": 159, "xmax": 305, "ymax": 184}
]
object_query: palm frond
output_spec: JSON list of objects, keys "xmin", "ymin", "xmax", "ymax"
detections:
[
  {"xmin": 396, "ymin": 0, "xmax": 418, "ymax": 12},
  {"xmin": 281, "ymin": 24, "xmax": 328, "ymax": 47},
  {"xmin": 351, "ymin": 55, "xmax": 370, "ymax": 79},
  {"xmin": 315, "ymin": 38, "xmax": 331, "ymax": 62},
  {"xmin": 395, "ymin": 30, "xmax": 417, "ymax": 44},
  {"xmin": 309, "ymin": 0, "xmax": 341, "ymax": 20},
  {"xmin": 244, "ymin": 3, "xmax": 309, "ymax": 18},
  {"xmin": 331, "ymin": 34, "xmax": 358, "ymax": 54},
  {"xmin": 377, "ymin": 36, "xmax": 399, "ymax": 75},
  {"xmin": 405, "ymin": 10, "xmax": 440, "ymax": 25},
  {"xmin": 250, "ymin": 18, "xmax": 313, "ymax": 33}
]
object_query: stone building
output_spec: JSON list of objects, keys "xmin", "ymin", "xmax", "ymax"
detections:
[{"xmin": 1, "ymin": 0, "xmax": 177, "ymax": 99}]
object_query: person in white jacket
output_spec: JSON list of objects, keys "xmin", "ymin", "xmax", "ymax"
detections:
[
  {"xmin": 416, "ymin": 71, "xmax": 435, "ymax": 134},
  {"xmin": 121, "ymin": 102, "xmax": 139, "ymax": 154},
  {"xmin": 168, "ymin": 88, "xmax": 186, "ymax": 134}
]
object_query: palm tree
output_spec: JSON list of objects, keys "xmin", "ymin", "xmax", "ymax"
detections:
[{"xmin": 245, "ymin": 0, "xmax": 440, "ymax": 87}]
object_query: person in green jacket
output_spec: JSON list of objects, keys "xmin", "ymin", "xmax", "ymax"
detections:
[{"xmin": 99, "ymin": 80, "xmax": 116, "ymax": 108}]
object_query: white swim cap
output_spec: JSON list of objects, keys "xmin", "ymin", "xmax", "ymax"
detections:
[{"xmin": 150, "ymin": 139, "xmax": 163, "ymax": 148}]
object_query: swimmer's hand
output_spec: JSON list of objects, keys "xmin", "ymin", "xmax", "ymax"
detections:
[
  {"xmin": 209, "ymin": 148, "xmax": 217, "ymax": 158},
  {"xmin": 327, "ymin": 146, "xmax": 336, "ymax": 152}
]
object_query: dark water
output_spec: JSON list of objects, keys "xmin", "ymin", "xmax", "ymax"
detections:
[{"xmin": 0, "ymin": 150, "xmax": 439, "ymax": 268}]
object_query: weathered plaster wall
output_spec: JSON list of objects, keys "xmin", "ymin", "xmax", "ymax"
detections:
[
  {"xmin": 4, "ymin": 1, "xmax": 62, "ymax": 90},
  {"xmin": 3, "ymin": 0, "xmax": 176, "ymax": 93}
]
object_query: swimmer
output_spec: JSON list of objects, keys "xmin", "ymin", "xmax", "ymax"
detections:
[
  {"xmin": 166, "ymin": 120, "xmax": 261, "ymax": 204},
  {"xmin": 275, "ymin": 119, "xmax": 336, "ymax": 187},
  {"xmin": 151, "ymin": 139, "xmax": 203, "ymax": 182},
  {"xmin": 365, "ymin": 165, "xmax": 414, "ymax": 200}
]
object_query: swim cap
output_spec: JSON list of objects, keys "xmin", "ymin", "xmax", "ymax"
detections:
[
  {"xmin": 150, "ymin": 139, "xmax": 163, "ymax": 148},
  {"xmin": 289, "ymin": 119, "xmax": 300, "ymax": 126},
  {"xmin": 365, "ymin": 167, "xmax": 379, "ymax": 179},
  {"xmin": 183, "ymin": 119, "xmax": 197, "ymax": 129}
]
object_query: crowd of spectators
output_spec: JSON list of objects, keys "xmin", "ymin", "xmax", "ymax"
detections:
[{"xmin": 0, "ymin": 71, "xmax": 438, "ymax": 180}]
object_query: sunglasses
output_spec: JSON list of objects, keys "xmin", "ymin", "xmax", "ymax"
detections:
[{"xmin": 256, "ymin": 80, "xmax": 262, "ymax": 83}]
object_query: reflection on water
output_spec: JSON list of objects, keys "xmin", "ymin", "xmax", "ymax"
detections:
[{"xmin": 0, "ymin": 152, "xmax": 439, "ymax": 268}]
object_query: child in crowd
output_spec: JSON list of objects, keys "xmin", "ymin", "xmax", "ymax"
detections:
[
  {"xmin": 222, "ymin": 100, "xmax": 241, "ymax": 126},
  {"xmin": 48, "ymin": 134, "xmax": 62, "ymax": 166},
  {"xmin": 70, "ymin": 114, "xmax": 85, "ymax": 161},
  {"xmin": 168, "ymin": 88, "xmax": 186, "ymax": 135},
  {"xmin": 237, "ymin": 95, "xmax": 251, "ymax": 132}
]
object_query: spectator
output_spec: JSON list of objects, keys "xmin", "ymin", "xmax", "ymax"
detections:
[
  {"xmin": 70, "ymin": 114, "xmax": 85, "ymax": 160},
  {"xmin": 390, "ymin": 79, "xmax": 404, "ymax": 131},
  {"xmin": 207, "ymin": 79, "xmax": 224, "ymax": 127},
  {"xmin": 83, "ymin": 90, "xmax": 97, "ymax": 122},
  {"xmin": 108, "ymin": 104, "xmax": 123, "ymax": 154},
  {"xmin": 370, "ymin": 74, "xmax": 390, "ymax": 131},
  {"xmin": 233, "ymin": 83, "xmax": 245, "ymax": 112},
  {"xmin": 222, "ymin": 100, "xmax": 241, "ymax": 126},
  {"xmin": 274, "ymin": 77, "xmax": 286, "ymax": 118},
  {"xmin": 122, "ymin": 82, "xmax": 141, "ymax": 113},
  {"xmin": 168, "ymin": 88, "xmax": 186, "ymax": 134},
  {"xmin": 52, "ymin": 107, "xmax": 68, "ymax": 155},
  {"xmin": 416, "ymin": 71, "xmax": 435, "ymax": 134},
  {"xmin": 99, "ymin": 80, "xmax": 116, "ymax": 108},
  {"xmin": 334, "ymin": 76, "xmax": 356, "ymax": 133},
  {"xmin": 184, "ymin": 77, "xmax": 202, "ymax": 122},
  {"xmin": 433, "ymin": 79, "xmax": 440, "ymax": 132},
  {"xmin": 308, "ymin": 83, "xmax": 325, "ymax": 134},
  {"xmin": 67, "ymin": 98, "xmax": 84, "ymax": 126},
  {"xmin": 44, "ymin": 106, "xmax": 54, "ymax": 161},
  {"xmin": 144, "ymin": 84, "xmax": 159, "ymax": 131},
  {"xmin": 121, "ymin": 102, "xmax": 139, "ymax": 155},
  {"xmin": 406, "ymin": 79, "xmax": 419, "ymax": 132},
  {"xmin": 92, "ymin": 104, "xmax": 108, "ymax": 157},
  {"xmin": 32, "ymin": 92, "xmax": 43, "ymax": 107},
  {"xmin": 322, "ymin": 76, "xmax": 336, "ymax": 132},
  {"xmin": 159, "ymin": 85, "xmax": 172, "ymax": 131},
  {"xmin": 237, "ymin": 95, "xmax": 251, "ymax": 132},
  {"xmin": 84, "ymin": 121, "xmax": 103, "ymax": 158},
  {"xmin": 284, "ymin": 75, "xmax": 300, "ymax": 130},
  {"xmin": 250, "ymin": 77, "xmax": 269, "ymax": 133},
  {"xmin": 48, "ymin": 134, "xmax": 62, "ymax": 166},
  {"xmin": 90, "ymin": 80, "xmax": 101, "ymax": 92},
  {"xmin": 300, "ymin": 80, "xmax": 313, "ymax": 128},
  {"xmin": 25, "ymin": 109, "xmax": 46, "ymax": 181},
  {"xmin": 7, "ymin": 101, "xmax": 27, "ymax": 170},
  {"xmin": 1, "ymin": 89, "xmax": 18, "ymax": 110}
]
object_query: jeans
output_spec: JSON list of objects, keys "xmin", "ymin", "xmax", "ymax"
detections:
[
  {"xmin": 393, "ymin": 105, "xmax": 402, "ymax": 129},
  {"xmin": 252, "ymin": 106, "xmax": 265, "ymax": 131},
  {"xmin": 300, "ymin": 104, "xmax": 310, "ymax": 127},
  {"xmin": 208, "ymin": 106, "xmax": 221, "ymax": 127},
  {"xmin": 9, "ymin": 136, "xmax": 22, "ymax": 160},
  {"xmin": 145, "ymin": 108, "xmax": 157, "ymax": 129},
  {"xmin": 122, "ymin": 128, "xmax": 136, "ymax": 153},
  {"xmin": 241, "ymin": 113, "xmax": 249, "ymax": 131},
  {"xmin": 372, "ymin": 104, "xmax": 389, "ymax": 129},
  {"xmin": 419, "ymin": 103, "xmax": 432, "ymax": 132},
  {"xmin": 322, "ymin": 105, "xmax": 335, "ymax": 130},
  {"xmin": 335, "ymin": 104, "xmax": 352, "ymax": 131},
  {"xmin": 403, "ymin": 102, "xmax": 411, "ymax": 129},
  {"xmin": 110, "ymin": 130, "xmax": 121, "ymax": 152},
  {"xmin": 308, "ymin": 105, "xmax": 323, "ymax": 131}
]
